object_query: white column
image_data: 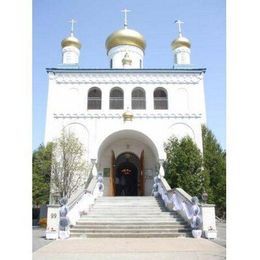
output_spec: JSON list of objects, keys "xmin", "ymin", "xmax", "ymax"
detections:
[{"xmin": 146, "ymin": 86, "xmax": 154, "ymax": 111}]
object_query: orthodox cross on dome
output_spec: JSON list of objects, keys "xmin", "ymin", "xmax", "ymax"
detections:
[
  {"xmin": 175, "ymin": 20, "xmax": 184, "ymax": 37},
  {"xmin": 69, "ymin": 18, "xmax": 77, "ymax": 36},
  {"xmin": 121, "ymin": 8, "xmax": 131, "ymax": 29}
]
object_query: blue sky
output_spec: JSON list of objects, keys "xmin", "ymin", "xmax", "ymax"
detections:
[{"xmin": 33, "ymin": 0, "xmax": 226, "ymax": 150}]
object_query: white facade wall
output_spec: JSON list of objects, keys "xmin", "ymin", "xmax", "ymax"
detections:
[{"xmin": 45, "ymin": 70, "xmax": 206, "ymax": 195}]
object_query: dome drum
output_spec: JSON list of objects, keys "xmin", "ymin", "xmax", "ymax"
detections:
[{"xmin": 107, "ymin": 45, "xmax": 144, "ymax": 69}]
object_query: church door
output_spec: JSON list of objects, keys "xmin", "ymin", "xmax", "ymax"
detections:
[
  {"xmin": 110, "ymin": 150, "xmax": 116, "ymax": 196},
  {"xmin": 114, "ymin": 152, "xmax": 140, "ymax": 196},
  {"xmin": 139, "ymin": 150, "xmax": 144, "ymax": 196}
]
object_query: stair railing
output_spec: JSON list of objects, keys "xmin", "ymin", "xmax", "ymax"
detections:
[
  {"xmin": 153, "ymin": 175, "xmax": 217, "ymax": 238},
  {"xmin": 67, "ymin": 174, "xmax": 104, "ymax": 225},
  {"xmin": 46, "ymin": 173, "xmax": 104, "ymax": 239}
]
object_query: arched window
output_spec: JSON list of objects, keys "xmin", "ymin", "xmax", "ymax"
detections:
[
  {"xmin": 154, "ymin": 88, "xmax": 168, "ymax": 109},
  {"xmin": 132, "ymin": 88, "xmax": 146, "ymax": 109},
  {"xmin": 88, "ymin": 87, "xmax": 102, "ymax": 109},
  {"xmin": 110, "ymin": 88, "xmax": 124, "ymax": 109}
]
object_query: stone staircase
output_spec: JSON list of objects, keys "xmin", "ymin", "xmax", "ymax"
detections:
[{"xmin": 70, "ymin": 196, "xmax": 191, "ymax": 238}]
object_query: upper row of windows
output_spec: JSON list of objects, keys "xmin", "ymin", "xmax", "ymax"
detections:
[{"xmin": 87, "ymin": 87, "xmax": 168, "ymax": 110}]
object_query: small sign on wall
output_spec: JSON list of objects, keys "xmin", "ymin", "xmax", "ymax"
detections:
[
  {"xmin": 144, "ymin": 169, "xmax": 154, "ymax": 179},
  {"xmin": 103, "ymin": 168, "xmax": 110, "ymax": 177}
]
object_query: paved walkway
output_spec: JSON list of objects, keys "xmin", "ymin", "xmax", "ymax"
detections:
[
  {"xmin": 33, "ymin": 227, "xmax": 53, "ymax": 252},
  {"xmin": 33, "ymin": 237, "xmax": 225, "ymax": 260},
  {"xmin": 213, "ymin": 222, "xmax": 226, "ymax": 248}
]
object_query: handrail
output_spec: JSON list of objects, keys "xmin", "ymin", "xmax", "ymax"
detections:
[
  {"xmin": 46, "ymin": 172, "xmax": 104, "ymax": 240},
  {"xmin": 67, "ymin": 171, "xmax": 96, "ymax": 211},
  {"xmin": 85, "ymin": 171, "xmax": 93, "ymax": 191},
  {"xmin": 66, "ymin": 174, "xmax": 103, "ymax": 227},
  {"xmin": 155, "ymin": 176, "xmax": 202, "ymax": 228},
  {"xmin": 67, "ymin": 188, "xmax": 87, "ymax": 211}
]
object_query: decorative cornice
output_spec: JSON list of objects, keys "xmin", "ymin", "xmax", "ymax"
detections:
[
  {"xmin": 52, "ymin": 72, "xmax": 203, "ymax": 85},
  {"xmin": 53, "ymin": 113, "xmax": 202, "ymax": 119}
]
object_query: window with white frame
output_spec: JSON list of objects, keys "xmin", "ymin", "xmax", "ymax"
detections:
[
  {"xmin": 132, "ymin": 88, "xmax": 146, "ymax": 109},
  {"xmin": 88, "ymin": 87, "xmax": 102, "ymax": 109},
  {"xmin": 110, "ymin": 88, "xmax": 124, "ymax": 109},
  {"xmin": 154, "ymin": 88, "xmax": 168, "ymax": 109}
]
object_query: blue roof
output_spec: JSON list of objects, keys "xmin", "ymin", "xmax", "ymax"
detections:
[{"xmin": 46, "ymin": 67, "xmax": 206, "ymax": 73}]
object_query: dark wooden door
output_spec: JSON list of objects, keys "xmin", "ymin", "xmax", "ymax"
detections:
[
  {"xmin": 110, "ymin": 150, "xmax": 116, "ymax": 196},
  {"xmin": 140, "ymin": 150, "xmax": 144, "ymax": 196}
]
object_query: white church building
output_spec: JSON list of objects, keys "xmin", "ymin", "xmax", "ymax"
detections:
[{"xmin": 44, "ymin": 15, "xmax": 207, "ymax": 199}]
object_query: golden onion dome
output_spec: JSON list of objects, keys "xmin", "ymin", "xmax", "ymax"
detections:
[
  {"xmin": 105, "ymin": 28, "xmax": 146, "ymax": 52},
  {"xmin": 171, "ymin": 36, "xmax": 191, "ymax": 50},
  {"xmin": 61, "ymin": 35, "xmax": 81, "ymax": 49}
]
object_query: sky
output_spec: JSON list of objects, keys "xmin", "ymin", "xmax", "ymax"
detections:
[{"xmin": 33, "ymin": 0, "xmax": 226, "ymax": 150}]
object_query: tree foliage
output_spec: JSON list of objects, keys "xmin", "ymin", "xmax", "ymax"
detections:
[
  {"xmin": 164, "ymin": 136, "xmax": 212, "ymax": 197},
  {"xmin": 32, "ymin": 143, "xmax": 53, "ymax": 205},
  {"xmin": 51, "ymin": 130, "xmax": 89, "ymax": 200},
  {"xmin": 202, "ymin": 125, "xmax": 226, "ymax": 218},
  {"xmin": 164, "ymin": 126, "xmax": 226, "ymax": 219}
]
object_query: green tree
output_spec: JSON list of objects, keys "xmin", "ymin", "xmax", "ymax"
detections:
[
  {"xmin": 51, "ymin": 130, "xmax": 89, "ymax": 200},
  {"xmin": 164, "ymin": 136, "xmax": 212, "ymax": 198},
  {"xmin": 32, "ymin": 142, "xmax": 53, "ymax": 205},
  {"xmin": 202, "ymin": 125, "xmax": 226, "ymax": 218}
]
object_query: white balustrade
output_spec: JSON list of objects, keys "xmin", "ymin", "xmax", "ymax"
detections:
[
  {"xmin": 153, "ymin": 175, "xmax": 217, "ymax": 238},
  {"xmin": 46, "ymin": 173, "xmax": 104, "ymax": 240}
]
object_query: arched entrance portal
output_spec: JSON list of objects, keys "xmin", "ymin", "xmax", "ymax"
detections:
[
  {"xmin": 97, "ymin": 129, "xmax": 160, "ymax": 196},
  {"xmin": 115, "ymin": 152, "xmax": 140, "ymax": 196}
]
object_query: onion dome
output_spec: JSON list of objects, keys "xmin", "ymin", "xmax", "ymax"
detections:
[
  {"xmin": 171, "ymin": 36, "xmax": 191, "ymax": 50},
  {"xmin": 105, "ymin": 28, "xmax": 146, "ymax": 53},
  {"xmin": 61, "ymin": 35, "xmax": 81, "ymax": 49}
]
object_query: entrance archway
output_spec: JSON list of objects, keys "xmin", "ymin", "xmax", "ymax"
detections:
[
  {"xmin": 97, "ymin": 129, "xmax": 161, "ymax": 196},
  {"xmin": 115, "ymin": 152, "xmax": 139, "ymax": 196}
]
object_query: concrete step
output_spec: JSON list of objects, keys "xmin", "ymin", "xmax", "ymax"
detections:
[
  {"xmin": 97, "ymin": 197, "xmax": 155, "ymax": 200},
  {"xmin": 87, "ymin": 212, "xmax": 179, "ymax": 216},
  {"xmin": 70, "ymin": 228, "xmax": 191, "ymax": 233},
  {"xmin": 79, "ymin": 215, "xmax": 183, "ymax": 219},
  {"xmin": 70, "ymin": 196, "xmax": 190, "ymax": 239},
  {"xmin": 92, "ymin": 207, "xmax": 163, "ymax": 210},
  {"xmin": 92, "ymin": 205, "xmax": 165, "ymax": 207},
  {"xmin": 72, "ymin": 224, "xmax": 189, "ymax": 229},
  {"xmin": 77, "ymin": 218, "xmax": 184, "ymax": 222},
  {"xmin": 76, "ymin": 221, "xmax": 187, "ymax": 225},
  {"xmin": 89, "ymin": 210, "xmax": 168, "ymax": 213},
  {"xmin": 70, "ymin": 232, "xmax": 191, "ymax": 238},
  {"xmin": 74, "ymin": 221, "xmax": 187, "ymax": 225},
  {"xmin": 86, "ymin": 215, "xmax": 180, "ymax": 218}
]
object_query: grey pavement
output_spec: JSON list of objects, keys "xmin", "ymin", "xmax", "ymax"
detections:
[
  {"xmin": 33, "ymin": 227, "xmax": 53, "ymax": 252},
  {"xmin": 33, "ymin": 237, "xmax": 225, "ymax": 260},
  {"xmin": 213, "ymin": 222, "xmax": 226, "ymax": 248},
  {"xmin": 33, "ymin": 222, "xmax": 226, "ymax": 259}
]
